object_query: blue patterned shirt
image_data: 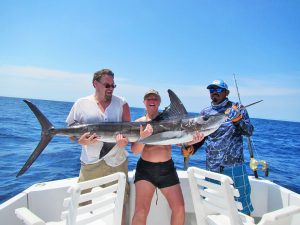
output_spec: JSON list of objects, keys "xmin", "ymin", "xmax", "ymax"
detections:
[{"xmin": 200, "ymin": 98, "xmax": 254, "ymax": 171}]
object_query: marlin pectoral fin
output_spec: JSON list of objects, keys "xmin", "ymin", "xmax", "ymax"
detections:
[{"xmin": 99, "ymin": 142, "xmax": 116, "ymax": 159}]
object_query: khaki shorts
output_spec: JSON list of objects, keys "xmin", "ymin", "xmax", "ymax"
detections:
[{"xmin": 78, "ymin": 158, "xmax": 129, "ymax": 204}]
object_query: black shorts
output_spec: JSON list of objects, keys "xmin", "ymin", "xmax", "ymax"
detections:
[{"xmin": 134, "ymin": 158, "xmax": 180, "ymax": 189}]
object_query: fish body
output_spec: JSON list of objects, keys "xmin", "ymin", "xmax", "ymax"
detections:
[
  {"xmin": 17, "ymin": 89, "xmax": 226, "ymax": 177},
  {"xmin": 52, "ymin": 114, "xmax": 225, "ymax": 145}
]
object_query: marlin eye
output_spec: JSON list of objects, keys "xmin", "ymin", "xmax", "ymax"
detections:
[{"xmin": 203, "ymin": 116, "xmax": 209, "ymax": 121}]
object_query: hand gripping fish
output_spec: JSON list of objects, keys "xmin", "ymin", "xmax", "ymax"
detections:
[{"xmin": 16, "ymin": 89, "xmax": 226, "ymax": 177}]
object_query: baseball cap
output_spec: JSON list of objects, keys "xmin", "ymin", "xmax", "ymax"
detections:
[
  {"xmin": 144, "ymin": 89, "xmax": 161, "ymax": 100},
  {"xmin": 207, "ymin": 79, "xmax": 228, "ymax": 90}
]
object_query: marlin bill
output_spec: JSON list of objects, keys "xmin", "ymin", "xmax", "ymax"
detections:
[{"xmin": 17, "ymin": 89, "xmax": 226, "ymax": 177}]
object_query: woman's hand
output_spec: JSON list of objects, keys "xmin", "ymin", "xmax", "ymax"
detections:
[{"xmin": 139, "ymin": 124, "xmax": 153, "ymax": 140}]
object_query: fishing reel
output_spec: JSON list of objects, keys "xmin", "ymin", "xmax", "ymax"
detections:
[{"xmin": 250, "ymin": 158, "xmax": 269, "ymax": 177}]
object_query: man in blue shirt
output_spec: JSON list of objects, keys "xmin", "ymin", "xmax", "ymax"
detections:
[{"xmin": 182, "ymin": 79, "xmax": 254, "ymax": 215}]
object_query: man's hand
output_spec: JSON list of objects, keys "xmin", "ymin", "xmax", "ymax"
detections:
[
  {"xmin": 78, "ymin": 132, "xmax": 99, "ymax": 145},
  {"xmin": 116, "ymin": 133, "xmax": 129, "ymax": 147},
  {"xmin": 225, "ymin": 104, "xmax": 242, "ymax": 123},
  {"xmin": 181, "ymin": 131, "xmax": 204, "ymax": 157},
  {"xmin": 181, "ymin": 145, "xmax": 194, "ymax": 157}
]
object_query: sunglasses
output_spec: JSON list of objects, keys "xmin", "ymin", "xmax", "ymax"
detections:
[
  {"xmin": 97, "ymin": 81, "xmax": 117, "ymax": 89},
  {"xmin": 209, "ymin": 88, "xmax": 225, "ymax": 93}
]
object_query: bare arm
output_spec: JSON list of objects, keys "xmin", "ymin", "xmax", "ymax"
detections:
[
  {"xmin": 122, "ymin": 103, "xmax": 131, "ymax": 122},
  {"xmin": 114, "ymin": 103, "xmax": 131, "ymax": 147}
]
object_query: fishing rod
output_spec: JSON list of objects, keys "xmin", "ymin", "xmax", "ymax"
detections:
[{"xmin": 233, "ymin": 74, "xmax": 269, "ymax": 178}]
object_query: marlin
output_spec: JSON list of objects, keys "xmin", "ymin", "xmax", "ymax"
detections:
[{"xmin": 17, "ymin": 89, "xmax": 227, "ymax": 177}]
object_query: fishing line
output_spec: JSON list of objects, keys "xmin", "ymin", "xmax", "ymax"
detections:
[{"xmin": 249, "ymin": 138, "xmax": 260, "ymax": 159}]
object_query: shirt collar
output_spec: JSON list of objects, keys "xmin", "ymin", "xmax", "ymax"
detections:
[{"xmin": 211, "ymin": 98, "xmax": 229, "ymax": 110}]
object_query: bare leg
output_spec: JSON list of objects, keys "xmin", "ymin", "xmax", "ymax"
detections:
[
  {"xmin": 160, "ymin": 184, "xmax": 185, "ymax": 225},
  {"xmin": 122, "ymin": 207, "xmax": 126, "ymax": 225},
  {"xmin": 131, "ymin": 180, "xmax": 156, "ymax": 225}
]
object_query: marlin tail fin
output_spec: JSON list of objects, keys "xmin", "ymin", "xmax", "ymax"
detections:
[{"xmin": 16, "ymin": 100, "xmax": 54, "ymax": 177}]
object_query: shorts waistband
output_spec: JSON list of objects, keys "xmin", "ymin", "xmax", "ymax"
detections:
[{"xmin": 139, "ymin": 157, "xmax": 173, "ymax": 166}]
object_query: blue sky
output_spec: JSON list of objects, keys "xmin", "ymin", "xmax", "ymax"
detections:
[{"xmin": 1, "ymin": 1, "xmax": 300, "ymax": 122}]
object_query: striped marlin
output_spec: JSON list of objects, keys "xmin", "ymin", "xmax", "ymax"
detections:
[{"xmin": 17, "ymin": 89, "xmax": 226, "ymax": 177}]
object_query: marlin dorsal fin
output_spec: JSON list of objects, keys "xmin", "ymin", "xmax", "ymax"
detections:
[{"xmin": 153, "ymin": 89, "xmax": 188, "ymax": 121}]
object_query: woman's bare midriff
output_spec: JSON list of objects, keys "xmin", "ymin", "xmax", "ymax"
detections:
[{"xmin": 141, "ymin": 144, "xmax": 172, "ymax": 163}]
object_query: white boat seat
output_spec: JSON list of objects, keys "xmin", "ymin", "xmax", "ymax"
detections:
[
  {"xmin": 187, "ymin": 166, "xmax": 254, "ymax": 225},
  {"xmin": 15, "ymin": 172, "xmax": 126, "ymax": 225},
  {"xmin": 187, "ymin": 167, "xmax": 300, "ymax": 225},
  {"xmin": 257, "ymin": 205, "xmax": 300, "ymax": 225}
]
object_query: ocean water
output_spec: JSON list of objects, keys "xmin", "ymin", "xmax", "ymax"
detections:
[{"xmin": 0, "ymin": 96, "xmax": 300, "ymax": 204}]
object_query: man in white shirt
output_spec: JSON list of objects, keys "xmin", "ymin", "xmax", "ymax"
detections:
[{"xmin": 66, "ymin": 69, "xmax": 130, "ymax": 225}]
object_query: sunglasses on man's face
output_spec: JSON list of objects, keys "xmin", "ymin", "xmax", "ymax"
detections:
[
  {"xmin": 209, "ymin": 88, "xmax": 225, "ymax": 93},
  {"xmin": 97, "ymin": 80, "xmax": 117, "ymax": 89}
]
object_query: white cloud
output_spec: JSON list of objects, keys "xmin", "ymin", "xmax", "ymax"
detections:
[
  {"xmin": 0, "ymin": 65, "xmax": 85, "ymax": 79},
  {"xmin": 0, "ymin": 65, "xmax": 131, "ymax": 82}
]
